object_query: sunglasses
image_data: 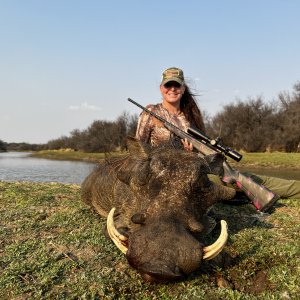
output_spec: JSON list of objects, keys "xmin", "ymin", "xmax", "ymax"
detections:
[{"xmin": 163, "ymin": 81, "xmax": 182, "ymax": 89}]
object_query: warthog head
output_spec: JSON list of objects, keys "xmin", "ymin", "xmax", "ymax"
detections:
[{"xmin": 82, "ymin": 137, "xmax": 235, "ymax": 282}]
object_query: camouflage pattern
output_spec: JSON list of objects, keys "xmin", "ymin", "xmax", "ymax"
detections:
[
  {"xmin": 135, "ymin": 103, "xmax": 190, "ymax": 147},
  {"xmin": 161, "ymin": 67, "xmax": 184, "ymax": 85}
]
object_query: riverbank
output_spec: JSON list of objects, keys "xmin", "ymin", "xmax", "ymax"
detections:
[
  {"xmin": 0, "ymin": 180, "xmax": 299, "ymax": 299},
  {"xmin": 31, "ymin": 150, "xmax": 300, "ymax": 168},
  {"xmin": 30, "ymin": 149, "xmax": 124, "ymax": 163}
]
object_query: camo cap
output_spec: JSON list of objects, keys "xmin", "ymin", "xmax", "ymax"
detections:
[{"xmin": 161, "ymin": 67, "xmax": 184, "ymax": 85}]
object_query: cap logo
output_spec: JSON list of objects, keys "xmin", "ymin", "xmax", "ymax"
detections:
[{"xmin": 164, "ymin": 69, "xmax": 180, "ymax": 78}]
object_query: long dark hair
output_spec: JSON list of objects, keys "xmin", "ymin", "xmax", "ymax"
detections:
[{"xmin": 180, "ymin": 85, "xmax": 206, "ymax": 132}]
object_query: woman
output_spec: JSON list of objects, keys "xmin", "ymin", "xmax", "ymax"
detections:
[
  {"xmin": 136, "ymin": 67, "xmax": 300, "ymax": 210},
  {"xmin": 136, "ymin": 67, "xmax": 204, "ymax": 151}
]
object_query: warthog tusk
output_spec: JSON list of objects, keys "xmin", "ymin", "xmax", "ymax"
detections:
[
  {"xmin": 107, "ymin": 207, "xmax": 128, "ymax": 254},
  {"xmin": 203, "ymin": 220, "xmax": 228, "ymax": 260}
]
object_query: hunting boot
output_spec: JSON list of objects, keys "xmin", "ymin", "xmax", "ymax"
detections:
[{"xmin": 222, "ymin": 161, "xmax": 280, "ymax": 212}]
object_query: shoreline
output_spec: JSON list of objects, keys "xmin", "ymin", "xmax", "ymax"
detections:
[
  {"xmin": 29, "ymin": 150, "xmax": 124, "ymax": 163},
  {"xmin": 30, "ymin": 150, "xmax": 300, "ymax": 169}
]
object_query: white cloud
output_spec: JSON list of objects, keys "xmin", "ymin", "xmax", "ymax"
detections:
[{"xmin": 68, "ymin": 101, "xmax": 102, "ymax": 112}]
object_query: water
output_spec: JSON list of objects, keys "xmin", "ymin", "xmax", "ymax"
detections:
[
  {"xmin": 0, "ymin": 152, "xmax": 96, "ymax": 184},
  {"xmin": 0, "ymin": 152, "xmax": 299, "ymax": 184}
]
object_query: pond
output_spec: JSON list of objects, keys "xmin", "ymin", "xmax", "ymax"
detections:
[
  {"xmin": 0, "ymin": 152, "xmax": 299, "ymax": 184},
  {"xmin": 0, "ymin": 152, "xmax": 96, "ymax": 184}
]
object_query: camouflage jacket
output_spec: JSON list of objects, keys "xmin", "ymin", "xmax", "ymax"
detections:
[{"xmin": 135, "ymin": 103, "xmax": 191, "ymax": 147}]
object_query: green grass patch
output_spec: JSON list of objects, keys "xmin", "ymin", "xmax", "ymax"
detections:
[
  {"xmin": 230, "ymin": 152, "xmax": 300, "ymax": 169},
  {"xmin": 1, "ymin": 181, "xmax": 299, "ymax": 299}
]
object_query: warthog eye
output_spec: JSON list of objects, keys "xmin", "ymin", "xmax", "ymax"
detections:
[{"xmin": 131, "ymin": 212, "xmax": 147, "ymax": 224}]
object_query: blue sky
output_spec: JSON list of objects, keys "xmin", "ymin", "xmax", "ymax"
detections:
[{"xmin": 0, "ymin": 1, "xmax": 299, "ymax": 143}]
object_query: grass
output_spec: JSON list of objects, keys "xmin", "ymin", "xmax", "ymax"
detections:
[
  {"xmin": 230, "ymin": 152, "xmax": 300, "ymax": 169},
  {"xmin": 1, "ymin": 181, "xmax": 299, "ymax": 299}
]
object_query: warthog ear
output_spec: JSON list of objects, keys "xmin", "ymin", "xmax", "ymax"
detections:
[
  {"xmin": 203, "ymin": 153, "xmax": 225, "ymax": 176},
  {"xmin": 117, "ymin": 137, "xmax": 151, "ymax": 185},
  {"xmin": 126, "ymin": 136, "xmax": 150, "ymax": 159},
  {"xmin": 137, "ymin": 162, "xmax": 151, "ymax": 185},
  {"xmin": 117, "ymin": 158, "xmax": 151, "ymax": 185}
]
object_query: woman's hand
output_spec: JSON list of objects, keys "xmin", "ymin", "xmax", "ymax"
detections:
[{"xmin": 181, "ymin": 138, "xmax": 193, "ymax": 152}]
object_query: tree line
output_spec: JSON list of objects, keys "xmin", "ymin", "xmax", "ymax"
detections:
[
  {"xmin": 205, "ymin": 81, "xmax": 300, "ymax": 152},
  {"xmin": 46, "ymin": 112, "xmax": 138, "ymax": 152},
  {"xmin": 2, "ymin": 81, "xmax": 299, "ymax": 153}
]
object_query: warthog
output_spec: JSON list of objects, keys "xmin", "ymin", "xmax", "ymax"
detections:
[{"xmin": 81, "ymin": 137, "xmax": 235, "ymax": 282}]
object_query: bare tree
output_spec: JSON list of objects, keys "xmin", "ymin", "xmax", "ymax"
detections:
[
  {"xmin": 206, "ymin": 97, "xmax": 278, "ymax": 152},
  {"xmin": 277, "ymin": 82, "xmax": 300, "ymax": 152}
]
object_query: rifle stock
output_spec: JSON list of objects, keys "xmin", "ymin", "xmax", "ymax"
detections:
[
  {"xmin": 128, "ymin": 98, "xmax": 279, "ymax": 212},
  {"xmin": 222, "ymin": 161, "xmax": 280, "ymax": 211}
]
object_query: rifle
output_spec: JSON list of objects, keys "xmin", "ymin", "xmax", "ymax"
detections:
[{"xmin": 128, "ymin": 98, "xmax": 279, "ymax": 212}]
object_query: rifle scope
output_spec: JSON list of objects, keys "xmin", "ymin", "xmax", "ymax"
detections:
[{"xmin": 187, "ymin": 127, "xmax": 243, "ymax": 162}]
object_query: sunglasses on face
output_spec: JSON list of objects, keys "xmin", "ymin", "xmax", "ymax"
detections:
[{"xmin": 163, "ymin": 81, "xmax": 182, "ymax": 89}]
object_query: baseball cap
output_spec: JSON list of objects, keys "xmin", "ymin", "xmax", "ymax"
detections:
[{"xmin": 161, "ymin": 67, "xmax": 184, "ymax": 85}]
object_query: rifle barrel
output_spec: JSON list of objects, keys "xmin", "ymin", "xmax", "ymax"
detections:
[{"xmin": 128, "ymin": 98, "xmax": 242, "ymax": 162}]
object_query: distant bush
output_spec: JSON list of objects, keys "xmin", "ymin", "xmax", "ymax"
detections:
[
  {"xmin": 0, "ymin": 139, "xmax": 7, "ymax": 152},
  {"xmin": 46, "ymin": 111, "xmax": 138, "ymax": 153},
  {"xmin": 205, "ymin": 81, "xmax": 300, "ymax": 152},
  {"xmin": 6, "ymin": 143, "xmax": 46, "ymax": 152}
]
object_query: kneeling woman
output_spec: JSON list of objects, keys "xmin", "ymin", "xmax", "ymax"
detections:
[{"xmin": 135, "ymin": 67, "xmax": 300, "ymax": 211}]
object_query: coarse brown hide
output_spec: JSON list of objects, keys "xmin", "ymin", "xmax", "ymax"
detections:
[{"xmin": 81, "ymin": 137, "xmax": 235, "ymax": 282}]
